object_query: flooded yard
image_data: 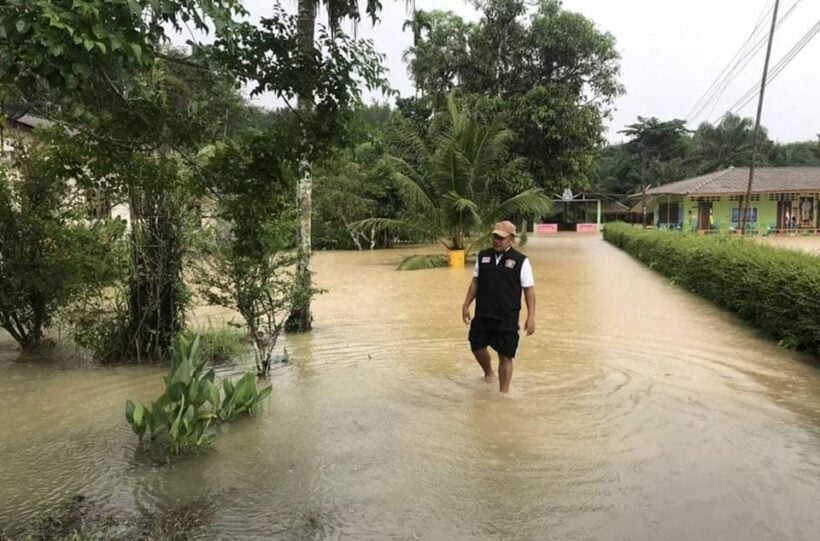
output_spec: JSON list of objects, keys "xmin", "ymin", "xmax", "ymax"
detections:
[{"xmin": 1, "ymin": 234, "xmax": 819, "ymax": 540}]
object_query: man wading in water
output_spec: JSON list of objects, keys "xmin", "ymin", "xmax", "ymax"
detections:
[{"xmin": 461, "ymin": 221, "xmax": 536, "ymax": 393}]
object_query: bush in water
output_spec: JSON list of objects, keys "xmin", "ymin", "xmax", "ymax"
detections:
[
  {"xmin": 397, "ymin": 254, "xmax": 448, "ymax": 271},
  {"xmin": 181, "ymin": 325, "xmax": 248, "ymax": 365},
  {"xmin": 125, "ymin": 334, "xmax": 271, "ymax": 457},
  {"xmin": 0, "ymin": 132, "xmax": 125, "ymax": 351},
  {"xmin": 603, "ymin": 222, "xmax": 820, "ymax": 355},
  {"xmin": 219, "ymin": 371, "xmax": 272, "ymax": 422}
]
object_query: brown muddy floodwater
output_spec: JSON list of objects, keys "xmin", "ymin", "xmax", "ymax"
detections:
[{"xmin": 1, "ymin": 234, "xmax": 819, "ymax": 540}]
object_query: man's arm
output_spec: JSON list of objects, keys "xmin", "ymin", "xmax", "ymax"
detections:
[
  {"xmin": 462, "ymin": 278, "xmax": 478, "ymax": 325},
  {"xmin": 524, "ymin": 286, "xmax": 536, "ymax": 336}
]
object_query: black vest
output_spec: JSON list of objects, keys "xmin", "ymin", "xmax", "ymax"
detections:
[{"xmin": 475, "ymin": 248, "xmax": 527, "ymax": 325}]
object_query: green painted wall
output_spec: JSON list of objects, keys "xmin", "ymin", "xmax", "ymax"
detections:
[{"xmin": 654, "ymin": 193, "xmax": 820, "ymax": 232}]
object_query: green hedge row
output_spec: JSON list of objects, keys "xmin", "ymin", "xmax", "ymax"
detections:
[{"xmin": 603, "ymin": 223, "xmax": 820, "ymax": 355}]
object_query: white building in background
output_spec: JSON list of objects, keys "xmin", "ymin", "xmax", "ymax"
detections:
[{"xmin": 1, "ymin": 111, "xmax": 132, "ymax": 229}]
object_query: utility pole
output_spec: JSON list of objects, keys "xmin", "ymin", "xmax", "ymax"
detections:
[
  {"xmin": 642, "ymin": 184, "xmax": 649, "ymax": 229},
  {"xmin": 640, "ymin": 142, "xmax": 648, "ymax": 228},
  {"xmin": 740, "ymin": 0, "xmax": 780, "ymax": 236}
]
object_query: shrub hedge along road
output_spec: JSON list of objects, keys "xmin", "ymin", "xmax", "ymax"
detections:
[{"xmin": 603, "ymin": 223, "xmax": 820, "ymax": 356}]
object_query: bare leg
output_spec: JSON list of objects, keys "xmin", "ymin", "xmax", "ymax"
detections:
[
  {"xmin": 472, "ymin": 347, "xmax": 494, "ymax": 381},
  {"xmin": 498, "ymin": 356, "xmax": 514, "ymax": 393}
]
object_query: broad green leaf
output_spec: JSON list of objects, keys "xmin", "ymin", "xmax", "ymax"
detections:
[
  {"xmin": 183, "ymin": 404, "xmax": 194, "ymax": 423},
  {"xmin": 130, "ymin": 43, "xmax": 142, "ymax": 61},
  {"xmin": 125, "ymin": 399, "xmax": 135, "ymax": 422},
  {"xmin": 133, "ymin": 402, "xmax": 144, "ymax": 426},
  {"xmin": 92, "ymin": 24, "xmax": 106, "ymax": 39},
  {"xmin": 126, "ymin": 0, "xmax": 142, "ymax": 17},
  {"xmin": 257, "ymin": 385, "xmax": 272, "ymax": 402},
  {"xmin": 206, "ymin": 381, "xmax": 219, "ymax": 407}
]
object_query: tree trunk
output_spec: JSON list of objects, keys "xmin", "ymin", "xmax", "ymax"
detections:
[
  {"xmin": 126, "ymin": 186, "xmax": 186, "ymax": 362},
  {"xmin": 288, "ymin": 162, "xmax": 313, "ymax": 331},
  {"xmin": 341, "ymin": 217, "xmax": 363, "ymax": 250},
  {"xmin": 286, "ymin": 0, "xmax": 318, "ymax": 333}
]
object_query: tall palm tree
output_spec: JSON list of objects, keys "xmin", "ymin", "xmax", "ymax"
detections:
[
  {"xmin": 402, "ymin": 9, "xmax": 433, "ymax": 46},
  {"xmin": 357, "ymin": 95, "xmax": 552, "ymax": 254}
]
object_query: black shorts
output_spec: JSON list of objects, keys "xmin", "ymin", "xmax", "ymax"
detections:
[{"xmin": 468, "ymin": 317, "xmax": 519, "ymax": 359}]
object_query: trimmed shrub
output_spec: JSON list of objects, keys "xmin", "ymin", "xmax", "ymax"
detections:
[{"xmin": 603, "ymin": 223, "xmax": 820, "ymax": 355}]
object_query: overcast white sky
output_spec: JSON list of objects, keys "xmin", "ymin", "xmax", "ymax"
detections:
[{"xmin": 239, "ymin": 0, "xmax": 820, "ymax": 144}]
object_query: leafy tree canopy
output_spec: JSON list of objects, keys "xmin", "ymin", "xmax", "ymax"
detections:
[{"xmin": 405, "ymin": 0, "xmax": 623, "ymax": 192}]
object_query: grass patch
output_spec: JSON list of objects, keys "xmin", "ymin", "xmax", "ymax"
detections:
[
  {"xmin": 182, "ymin": 326, "xmax": 248, "ymax": 365},
  {"xmin": 397, "ymin": 254, "xmax": 448, "ymax": 271}
]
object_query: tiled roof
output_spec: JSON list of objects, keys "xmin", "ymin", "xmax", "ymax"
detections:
[
  {"xmin": 628, "ymin": 196, "xmax": 655, "ymax": 214},
  {"xmin": 601, "ymin": 200, "xmax": 630, "ymax": 213},
  {"xmin": 647, "ymin": 167, "xmax": 820, "ymax": 195}
]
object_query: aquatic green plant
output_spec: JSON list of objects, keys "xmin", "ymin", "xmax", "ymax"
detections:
[
  {"xmin": 125, "ymin": 333, "xmax": 270, "ymax": 457},
  {"xmin": 219, "ymin": 371, "xmax": 272, "ymax": 422},
  {"xmin": 397, "ymin": 254, "xmax": 449, "ymax": 271}
]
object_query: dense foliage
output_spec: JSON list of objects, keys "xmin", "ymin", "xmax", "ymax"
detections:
[
  {"xmin": 0, "ymin": 0, "xmax": 390, "ymax": 353},
  {"xmin": 355, "ymin": 96, "xmax": 553, "ymax": 252},
  {"xmin": 406, "ymin": 0, "xmax": 623, "ymax": 192},
  {"xmin": 194, "ymin": 126, "xmax": 306, "ymax": 376},
  {"xmin": 594, "ymin": 114, "xmax": 820, "ymax": 196},
  {"xmin": 0, "ymin": 130, "xmax": 124, "ymax": 350}
]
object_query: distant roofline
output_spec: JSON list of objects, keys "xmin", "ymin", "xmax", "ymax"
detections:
[{"xmin": 647, "ymin": 166, "xmax": 820, "ymax": 196}]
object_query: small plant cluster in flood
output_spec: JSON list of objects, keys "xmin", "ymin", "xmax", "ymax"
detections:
[
  {"xmin": 0, "ymin": 494, "xmax": 209, "ymax": 541},
  {"xmin": 125, "ymin": 334, "xmax": 271, "ymax": 459},
  {"xmin": 181, "ymin": 326, "xmax": 248, "ymax": 365},
  {"xmin": 603, "ymin": 223, "xmax": 820, "ymax": 355},
  {"xmin": 397, "ymin": 254, "xmax": 449, "ymax": 271}
]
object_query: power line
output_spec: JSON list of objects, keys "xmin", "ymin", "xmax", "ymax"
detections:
[
  {"xmin": 687, "ymin": 0, "xmax": 803, "ymax": 124},
  {"xmin": 701, "ymin": 0, "xmax": 804, "ymax": 121},
  {"xmin": 686, "ymin": 0, "xmax": 774, "ymax": 120},
  {"xmin": 722, "ymin": 19, "xmax": 820, "ymax": 118}
]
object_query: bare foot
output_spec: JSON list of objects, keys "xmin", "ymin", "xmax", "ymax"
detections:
[{"xmin": 483, "ymin": 372, "xmax": 496, "ymax": 383}]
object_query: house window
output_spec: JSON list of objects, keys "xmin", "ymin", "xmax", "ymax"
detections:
[
  {"xmin": 657, "ymin": 202, "xmax": 680, "ymax": 224},
  {"xmin": 731, "ymin": 207, "xmax": 757, "ymax": 223},
  {"xmin": 86, "ymin": 189, "xmax": 112, "ymax": 221}
]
